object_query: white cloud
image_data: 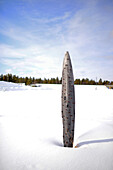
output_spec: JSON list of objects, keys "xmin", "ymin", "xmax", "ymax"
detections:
[
  {"xmin": 5, "ymin": 69, "xmax": 12, "ymax": 74},
  {"xmin": 0, "ymin": 43, "xmax": 62, "ymax": 78},
  {"xmin": 0, "ymin": 44, "xmax": 26, "ymax": 58}
]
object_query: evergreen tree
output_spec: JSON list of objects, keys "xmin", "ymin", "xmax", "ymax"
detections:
[
  {"xmin": 0, "ymin": 74, "xmax": 3, "ymax": 81},
  {"xmin": 98, "ymin": 78, "xmax": 102, "ymax": 85},
  {"xmin": 56, "ymin": 77, "xmax": 60, "ymax": 84},
  {"xmin": 3, "ymin": 75, "xmax": 7, "ymax": 81},
  {"xmin": 74, "ymin": 79, "xmax": 80, "ymax": 84}
]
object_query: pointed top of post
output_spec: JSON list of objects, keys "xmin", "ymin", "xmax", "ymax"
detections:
[
  {"xmin": 65, "ymin": 51, "xmax": 70, "ymax": 59},
  {"xmin": 63, "ymin": 51, "xmax": 71, "ymax": 68},
  {"xmin": 66, "ymin": 51, "xmax": 69, "ymax": 55}
]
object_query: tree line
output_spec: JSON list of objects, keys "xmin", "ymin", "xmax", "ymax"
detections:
[
  {"xmin": 0, "ymin": 74, "xmax": 113, "ymax": 85},
  {"xmin": 74, "ymin": 78, "xmax": 113, "ymax": 85},
  {"xmin": 0, "ymin": 74, "xmax": 61, "ymax": 85}
]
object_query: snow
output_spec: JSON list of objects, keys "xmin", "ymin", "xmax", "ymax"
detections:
[
  {"xmin": 0, "ymin": 81, "xmax": 113, "ymax": 170},
  {"xmin": 0, "ymin": 81, "xmax": 26, "ymax": 91}
]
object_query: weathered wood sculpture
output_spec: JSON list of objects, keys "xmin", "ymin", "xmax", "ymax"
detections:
[{"xmin": 61, "ymin": 51, "xmax": 75, "ymax": 147}]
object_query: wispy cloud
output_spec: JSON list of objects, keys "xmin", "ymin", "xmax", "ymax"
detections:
[
  {"xmin": 0, "ymin": 44, "xmax": 26, "ymax": 58},
  {"xmin": 29, "ymin": 12, "xmax": 71, "ymax": 23},
  {"xmin": 0, "ymin": 43, "xmax": 61, "ymax": 78}
]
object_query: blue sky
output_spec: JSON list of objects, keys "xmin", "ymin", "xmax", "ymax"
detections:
[{"xmin": 0, "ymin": 0, "xmax": 113, "ymax": 80}]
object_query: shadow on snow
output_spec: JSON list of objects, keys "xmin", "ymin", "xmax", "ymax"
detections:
[{"xmin": 77, "ymin": 138, "xmax": 113, "ymax": 147}]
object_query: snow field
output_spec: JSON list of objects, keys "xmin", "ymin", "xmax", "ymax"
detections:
[{"xmin": 0, "ymin": 82, "xmax": 113, "ymax": 170}]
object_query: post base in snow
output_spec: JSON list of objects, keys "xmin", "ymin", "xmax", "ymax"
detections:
[
  {"xmin": 63, "ymin": 137, "xmax": 74, "ymax": 148},
  {"xmin": 64, "ymin": 144, "xmax": 73, "ymax": 148}
]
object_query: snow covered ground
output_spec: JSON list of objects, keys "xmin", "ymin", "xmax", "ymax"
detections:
[{"xmin": 0, "ymin": 81, "xmax": 113, "ymax": 170}]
